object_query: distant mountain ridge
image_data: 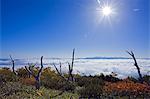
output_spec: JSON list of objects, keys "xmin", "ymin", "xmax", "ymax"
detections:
[
  {"xmin": 79, "ymin": 57, "xmax": 150, "ymax": 60},
  {"xmin": 0, "ymin": 57, "xmax": 150, "ymax": 60}
]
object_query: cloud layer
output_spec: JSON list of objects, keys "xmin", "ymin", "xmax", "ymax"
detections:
[{"xmin": 0, "ymin": 58, "xmax": 150, "ymax": 78}]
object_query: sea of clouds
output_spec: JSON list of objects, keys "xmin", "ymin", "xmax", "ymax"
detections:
[{"xmin": 0, "ymin": 58, "xmax": 150, "ymax": 78}]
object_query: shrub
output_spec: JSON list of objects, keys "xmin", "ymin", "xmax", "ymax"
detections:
[
  {"xmin": 0, "ymin": 82, "xmax": 79, "ymax": 99},
  {"xmin": 78, "ymin": 77, "xmax": 104, "ymax": 98},
  {"xmin": 126, "ymin": 76, "xmax": 138, "ymax": 83},
  {"xmin": 41, "ymin": 76, "xmax": 64, "ymax": 90},
  {"xmin": 0, "ymin": 82, "xmax": 39, "ymax": 98},
  {"xmin": 104, "ymin": 80, "xmax": 150, "ymax": 98},
  {"xmin": 41, "ymin": 67, "xmax": 64, "ymax": 90},
  {"xmin": 42, "ymin": 75, "xmax": 76, "ymax": 91},
  {"xmin": 76, "ymin": 76, "xmax": 89, "ymax": 87},
  {"xmin": 0, "ymin": 68, "xmax": 18, "ymax": 83},
  {"xmin": 19, "ymin": 77, "xmax": 36, "ymax": 86},
  {"xmin": 41, "ymin": 67, "xmax": 76, "ymax": 91},
  {"xmin": 63, "ymin": 82, "xmax": 76, "ymax": 92},
  {"xmin": 102, "ymin": 75, "xmax": 121, "ymax": 82},
  {"xmin": 16, "ymin": 67, "xmax": 29, "ymax": 78},
  {"xmin": 143, "ymin": 75, "xmax": 150, "ymax": 85}
]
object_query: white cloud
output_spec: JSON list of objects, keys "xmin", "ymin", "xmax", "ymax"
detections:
[{"xmin": 0, "ymin": 58, "xmax": 150, "ymax": 78}]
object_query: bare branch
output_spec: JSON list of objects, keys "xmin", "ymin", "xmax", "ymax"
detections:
[
  {"xmin": 126, "ymin": 51, "xmax": 133, "ymax": 56},
  {"xmin": 59, "ymin": 62, "xmax": 62, "ymax": 75},
  {"xmin": 71, "ymin": 48, "xmax": 75, "ymax": 70},
  {"xmin": 127, "ymin": 51, "xmax": 143, "ymax": 83},
  {"xmin": 53, "ymin": 49, "xmax": 75, "ymax": 82},
  {"xmin": 27, "ymin": 63, "xmax": 35, "ymax": 75},
  {"xmin": 9, "ymin": 55, "xmax": 16, "ymax": 75},
  {"xmin": 9, "ymin": 55, "xmax": 14, "ymax": 62},
  {"xmin": 69, "ymin": 49, "xmax": 75, "ymax": 81},
  {"xmin": 37, "ymin": 56, "xmax": 44, "ymax": 77},
  {"xmin": 131, "ymin": 51, "xmax": 134, "ymax": 56},
  {"xmin": 25, "ymin": 56, "xmax": 44, "ymax": 89},
  {"xmin": 25, "ymin": 66, "xmax": 36, "ymax": 78},
  {"xmin": 53, "ymin": 63, "xmax": 68, "ymax": 81},
  {"xmin": 53, "ymin": 63, "xmax": 61, "ymax": 75},
  {"xmin": 25, "ymin": 66, "xmax": 32, "ymax": 75},
  {"xmin": 68, "ymin": 62, "xmax": 71, "ymax": 72}
]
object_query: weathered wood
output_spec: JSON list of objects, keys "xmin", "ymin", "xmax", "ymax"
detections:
[
  {"xmin": 9, "ymin": 55, "xmax": 16, "ymax": 75},
  {"xmin": 53, "ymin": 63, "xmax": 68, "ymax": 81},
  {"xmin": 27, "ymin": 63, "xmax": 36, "ymax": 78},
  {"xmin": 25, "ymin": 56, "xmax": 44, "ymax": 89},
  {"xmin": 127, "ymin": 51, "xmax": 143, "ymax": 83},
  {"xmin": 53, "ymin": 49, "xmax": 75, "ymax": 82},
  {"xmin": 68, "ymin": 49, "xmax": 75, "ymax": 82}
]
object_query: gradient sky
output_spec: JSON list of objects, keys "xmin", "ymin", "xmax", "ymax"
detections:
[{"xmin": 1, "ymin": 0, "xmax": 149, "ymax": 58}]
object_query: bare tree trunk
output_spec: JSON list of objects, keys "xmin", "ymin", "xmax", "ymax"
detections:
[
  {"xmin": 53, "ymin": 49, "xmax": 75, "ymax": 82},
  {"xmin": 68, "ymin": 48, "xmax": 75, "ymax": 82},
  {"xmin": 127, "ymin": 51, "xmax": 143, "ymax": 83},
  {"xmin": 9, "ymin": 55, "xmax": 16, "ymax": 75},
  {"xmin": 27, "ymin": 63, "xmax": 36, "ymax": 78},
  {"xmin": 25, "ymin": 56, "xmax": 44, "ymax": 89},
  {"xmin": 35, "ymin": 76, "xmax": 40, "ymax": 90}
]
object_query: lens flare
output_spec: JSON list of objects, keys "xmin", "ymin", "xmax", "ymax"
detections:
[{"xmin": 102, "ymin": 6, "xmax": 112, "ymax": 16}]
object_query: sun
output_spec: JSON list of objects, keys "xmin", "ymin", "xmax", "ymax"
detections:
[
  {"xmin": 96, "ymin": 0, "xmax": 117, "ymax": 24},
  {"xmin": 102, "ymin": 6, "xmax": 112, "ymax": 16}
]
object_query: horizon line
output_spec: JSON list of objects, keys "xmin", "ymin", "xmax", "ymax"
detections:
[{"xmin": 0, "ymin": 56, "xmax": 150, "ymax": 60}]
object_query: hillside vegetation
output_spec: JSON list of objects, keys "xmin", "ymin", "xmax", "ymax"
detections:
[
  {"xmin": 0, "ymin": 67, "xmax": 150, "ymax": 99},
  {"xmin": 0, "ymin": 50, "xmax": 150, "ymax": 98}
]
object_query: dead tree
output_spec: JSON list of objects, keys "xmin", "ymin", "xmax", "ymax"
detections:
[
  {"xmin": 27, "ymin": 63, "xmax": 36, "ymax": 78},
  {"xmin": 68, "ymin": 48, "xmax": 75, "ymax": 81},
  {"xmin": 53, "ymin": 49, "xmax": 75, "ymax": 82},
  {"xmin": 25, "ymin": 56, "xmax": 44, "ymax": 89},
  {"xmin": 53, "ymin": 62, "xmax": 67, "ymax": 81},
  {"xmin": 9, "ymin": 55, "xmax": 16, "ymax": 75},
  {"xmin": 59, "ymin": 62, "xmax": 62, "ymax": 75},
  {"xmin": 127, "ymin": 51, "xmax": 143, "ymax": 83}
]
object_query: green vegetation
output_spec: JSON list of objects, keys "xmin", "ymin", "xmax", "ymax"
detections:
[
  {"xmin": 0, "ymin": 82, "xmax": 79, "ymax": 99},
  {"xmin": 0, "ymin": 67, "xmax": 150, "ymax": 99},
  {"xmin": 0, "ymin": 50, "xmax": 150, "ymax": 98}
]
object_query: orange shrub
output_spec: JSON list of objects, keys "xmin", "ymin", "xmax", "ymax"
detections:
[
  {"xmin": 104, "ymin": 79, "xmax": 150, "ymax": 96},
  {"xmin": 19, "ymin": 77, "xmax": 36, "ymax": 86}
]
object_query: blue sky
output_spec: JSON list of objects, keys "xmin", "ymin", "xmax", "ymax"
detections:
[{"xmin": 1, "ymin": 0, "xmax": 149, "ymax": 58}]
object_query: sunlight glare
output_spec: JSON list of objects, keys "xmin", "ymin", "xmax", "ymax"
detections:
[{"xmin": 102, "ymin": 6, "xmax": 112, "ymax": 16}]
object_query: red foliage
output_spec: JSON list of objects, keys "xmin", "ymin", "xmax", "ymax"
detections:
[{"xmin": 104, "ymin": 79, "xmax": 150, "ymax": 96}]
